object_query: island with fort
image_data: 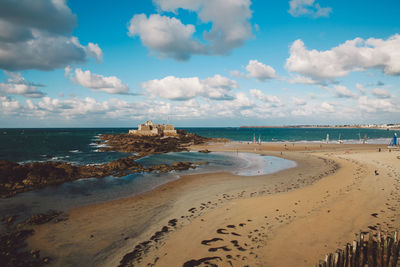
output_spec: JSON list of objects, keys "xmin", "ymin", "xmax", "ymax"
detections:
[{"xmin": 0, "ymin": 121, "xmax": 216, "ymax": 198}]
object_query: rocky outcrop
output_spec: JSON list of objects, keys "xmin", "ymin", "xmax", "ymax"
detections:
[
  {"xmin": 0, "ymin": 210, "xmax": 65, "ymax": 266},
  {"xmin": 0, "ymin": 131, "xmax": 213, "ymax": 198},
  {"xmin": 99, "ymin": 130, "xmax": 210, "ymax": 154},
  {"xmin": 0, "ymin": 158, "xmax": 205, "ymax": 198}
]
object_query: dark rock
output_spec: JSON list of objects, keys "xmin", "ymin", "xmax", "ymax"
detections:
[
  {"xmin": 0, "ymin": 228, "xmax": 49, "ymax": 266},
  {"xmin": 25, "ymin": 211, "xmax": 64, "ymax": 225}
]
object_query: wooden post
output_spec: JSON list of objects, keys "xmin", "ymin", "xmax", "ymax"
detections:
[{"xmin": 367, "ymin": 233, "xmax": 376, "ymax": 267}]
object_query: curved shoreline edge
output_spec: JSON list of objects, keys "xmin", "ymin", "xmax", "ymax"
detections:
[
  {"xmin": 22, "ymin": 141, "xmax": 400, "ymax": 267},
  {"xmin": 26, "ymin": 142, "xmax": 342, "ymax": 267}
]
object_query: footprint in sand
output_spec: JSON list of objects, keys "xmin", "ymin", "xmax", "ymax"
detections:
[
  {"xmin": 208, "ymin": 246, "xmax": 232, "ymax": 252},
  {"xmin": 217, "ymin": 228, "xmax": 229, "ymax": 235},
  {"xmin": 201, "ymin": 238, "xmax": 223, "ymax": 246},
  {"xmin": 182, "ymin": 256, "xmax": 222, "ymax": 267}
]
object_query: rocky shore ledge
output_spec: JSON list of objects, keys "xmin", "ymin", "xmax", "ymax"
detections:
[{"xmin": 0, "ymin": 130, "xmax": 217, "ymax": 198}]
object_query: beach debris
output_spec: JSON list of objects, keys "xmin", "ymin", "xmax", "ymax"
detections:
[{"xmin": 375, "ymin": 170, "xmax": 379, "ymax": 176}]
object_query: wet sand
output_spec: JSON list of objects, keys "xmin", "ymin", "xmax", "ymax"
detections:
[{"xmin": 27, "ymin": 142, "xmax": 400, "ymax": 266}]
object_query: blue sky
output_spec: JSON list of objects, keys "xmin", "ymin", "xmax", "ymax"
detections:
[{"xmin": 0, "ymin": 0, "xmax": 399, "ymax": 127}]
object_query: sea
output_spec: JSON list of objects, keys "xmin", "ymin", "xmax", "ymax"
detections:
[
  {"xmin": 0, "ymin": 127, "xmax": 396, "ymax": 221},
  {"xmin": 0, "ymin": 127, "xmax": 396, "ymax": 163}
]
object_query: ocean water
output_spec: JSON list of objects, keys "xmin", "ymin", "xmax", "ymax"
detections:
[
  {"xmin": 0, "ymin": 152, "xmax": 295, "ymax": 221},
  {"xmin": 0, "ymin": 127, "xmax": 393, "ymax": 220},
  {"xmin": 186, "ymin": 127, "xmax": 397, "ymax": 144},
  {"xmin": 0, "ymin": 127, "xmax": 395, "ymax": 163}
]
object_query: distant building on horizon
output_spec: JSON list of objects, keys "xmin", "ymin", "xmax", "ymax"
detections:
[{"xmin": 129, "ymin": 120, "xmax": 178, "ymax": 136}]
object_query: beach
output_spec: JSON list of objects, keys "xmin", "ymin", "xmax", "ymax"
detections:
[{"xmin": 25, "ymin": 142, "xmax": 400, "ymax": 266}]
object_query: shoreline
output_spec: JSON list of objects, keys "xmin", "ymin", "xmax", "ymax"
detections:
[
  {"xmin": 26, "ymin": 144, "xmax": 335, "ymax": 266},
  {"xmin": 24, "ymin": 142, "xmax": 399, "ymax": 266}
]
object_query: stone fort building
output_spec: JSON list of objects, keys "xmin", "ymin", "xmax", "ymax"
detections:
[{"xmin": 129, "ymin": 120, "xmax": 178, "ymax": 136}]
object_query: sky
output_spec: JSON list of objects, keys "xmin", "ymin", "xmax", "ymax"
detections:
[{"xmin": 0, "ymin": 0, "xmax": 399, "ymax": 127}]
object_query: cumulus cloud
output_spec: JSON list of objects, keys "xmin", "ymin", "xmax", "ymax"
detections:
[
  {"xmin": 142, "ymin": 74, "xmax": 237, "ymax": 100},
  {"xmin": 289, "ymin": 75, "xmax": 321, "ymax": 85},
  {"xmin": 292, "ymin": 97, "xmax": 306, "ymax": 105},
  {"xmin": 0, "ymin": 71, "xmax": 46, "ymax": 98},
  {"xmin": 0, "ymin": 96, "xmax": 21, "ymax": 113},
  {"xmin": 1, "ymin": 91, "xmax": 399, "ymax": 125},
  {"xmin": 85, "ymin": 43, "xmax": 103, "ymax": 63},
  {"xmin": 231, "ymin": 60, "xmax": 277, "ymax": 81},
  {"xmin": 333, "ymin": 85, "xmax": 357, "ymax": 98},
  {"xmin": 372, "ymin": 88, "xmax": 391, "ymax": 99},
  {"xmin": 128, "ymin": 14, "xmax": 205, "ymax": 61},
  {"xmin": 286, "ymin": 34, "xmax": 400, "ymax": 82},
  {"xmin": 128, "ymin": 0, "xmax": 253, "ymax": 60},
  {"xmin": 0, "ymin": 95, "xmax": 227, "ymax": 122},
  {"xmin": 288, "ymin": 0, "xmax": 332, "ymax": 18},
  {"xmin": 0, "ymin": 0, "xmax": 77, "ymax": 34},
  {"xmin": 320, "ymin": 102, "xmax": 334, "ymax": 112},
  {"xmin": 71, "ymin": 68, "xmax": 130, "ymax": 95},
  {"xmin": 0, "ymin": 0, "xmax": 102, "ymax": 71},
  {"xmin": 250, "ymin": 89, "xmax": 282, "ymax": 106},
  {"xmin": 245, "ymin": 60, "xmax": 276, "ymax": 81},
  {"xmin": 358, "ymin": 96, "xmax": 396, "ymax": 113}
]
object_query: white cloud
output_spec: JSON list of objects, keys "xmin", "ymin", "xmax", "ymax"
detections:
[
  {"xmin": 286, "ymin": 34, "xmax": 400, "ymax": 81},
  {"xmin": 143, "ymin": 76, "xmax": 202, "ymax": 100},
  {"xmin": 0, "ymin": 96, "xmax": 20, "ymax": 113},
  {"xmin": 320, "ymin": 102, "xmax": 334, "ymax": 112},
  {"xmin": 142, "ymin": 74, "xmax": 237, "ymax": 100},
  {"xmin": 358, "ymin": 96, "xmax": 396, "ymax": 113},
  {"xmin": 0, "ymin": 0, "xmax": 77, "ymax": 35},
  {"xmin": 1, "ymin": 91, "xmax": 399, "ymax": 125},
  {"xmin": 0, "ymin": 71, "xmax": 46, "ymax": 98},
  {"xmin": 288, "ymin": 0, "xmax": 332, "ymax": 18},
  {"xmin": 292, "ymin": 97, "xmax": 306, "ymax": 105},
  {"xmin": 231, "ymin": 60, "xmax": 277, "ymax": 81},
  {"xmin": 128, "ymin": 0, "xmax": 253, "ymax": 60},
  {"xmin": 372, "ymin": 88, "xmax": 391, "ymax": 99},
  {"xmin": 85, "ymin": 43, "xmax": 103, "ymax": 63},
  {"xmin": 0, "ymin": 0, "xmax": 101, "ymax": 71},
  {"xmin": 128, "ymin": 14, "xmax": 204, "ymax": 61},
  {"xmin": 289, "ymin": 75, "xmax": 320, "ymax": 85},
  {"xmin": 72, "ymin": 68, "xmax": 130, "ymax": 95},
  {"xmin": 333, "ymin": 85, "xmax": 357, "ymax": 98},
  {"xmin": 245, "ymin": 60, "xmax": 276, "ymax": 81},
  {"xmin": 250, "ymin": 89, "xmax": 282, "ymax": 106}
]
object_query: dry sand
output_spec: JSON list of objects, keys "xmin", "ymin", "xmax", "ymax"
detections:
[{"xmin": 27, "ymin": 142, "xmax": 400, "ymax": 266}]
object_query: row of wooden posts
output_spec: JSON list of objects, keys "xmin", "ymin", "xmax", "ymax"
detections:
[{"xmin": 317, "ymin": 231, "xmax": 399, "ymax": 267}]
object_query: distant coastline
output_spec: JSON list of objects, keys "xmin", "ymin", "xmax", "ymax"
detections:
[{"xmin": 240, "ymin": 124, "xmax": 400, "ymax": 130}]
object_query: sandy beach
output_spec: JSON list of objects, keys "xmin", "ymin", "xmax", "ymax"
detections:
[{"xmin": 26, "ymin": 142, "xmax": 400, "ymax": 266}]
